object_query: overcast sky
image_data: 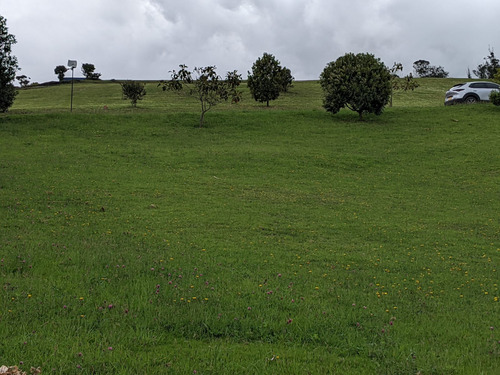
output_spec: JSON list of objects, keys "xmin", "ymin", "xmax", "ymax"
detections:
[{"xmin": 3, "ymin": 0, "xmax": 500, "ymax": 83}]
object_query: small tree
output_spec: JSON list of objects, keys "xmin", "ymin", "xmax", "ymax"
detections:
[
  {"xmin": 121, "ymin": 81, "xmax": 146, "ymax": 107},
  {"xmin": 389, "ymin": 62, "xmax": 419, "ymax": 106},
  {"xmin": 320, "ymin": 53, "xmax": 392, "ymax": 120},
  {"xmin": 247, "ymin": 52, "xmax": 284, "ymax": 106},
  {"xmin": 54, "ymin": 65, "xmax": 67, "ymax": 82},
  {"xmin": 277, "ymin": 67, "xmax": 294, "ymax": 93},
  {"xmin": 491, "ymin": 68, "xmax": 500, "ymax": 106},
  {"xmin": 0, "ymin": 15, "xmax": 19, "ymax": 112},
  {"xmin": 413, "ymin": 60, "xmax": 448, "ymax": 78},
  {"xmin": 81, "ymin": 63, "xmax": 101, "ymax": 80},
  {"xmin": 473, "ymin": 48, "xmax": 499, "ymax": 79},
  {"xmin": 16, "ymin": 74, "xmax": 30, "ymax": 87},
  {"xmin": 159, "ymin": 65, "xmax": 242, "ymax": 127}
]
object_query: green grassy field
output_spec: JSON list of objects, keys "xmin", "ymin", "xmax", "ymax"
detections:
[{"xmin": 1, "ymin": 80, "xmax": 499, "ymax": 374}]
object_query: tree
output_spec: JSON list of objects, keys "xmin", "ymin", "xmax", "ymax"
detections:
[
  {"xmin": 81, "ymin": 63, "xmax": 101, "ymax": 80},
  {"xmin": 0, "ymin": 15, "xmax": 19, "ymax": 112},
  {"xmin": 121, "ymin": 81, "xmax": 146, "ymax": 107},
  {"xmin": 494, "ymin": 68, "xmax": 500, "ymax": 83},
  {"xmin": 247, "ymin": 52, "xmax": 285, "ymax": 106},
  {"xmin": 473, "ymin": 48, "xmax": 499, "ymax": 79},
  {"xmin": 54, "ymin": 65, "xmax": 68, "ymax": 82},
  {"xmin": 16, "ymin": 74, "xmax": 30, "ymax": 87},
  {"xmin": 389, "ymin": 62, "xmax": 419, "ymax": 106},
  {"xmin": 413, "ymin": 60, "xmax": 448, "ymax": 78},
  {"xmin": 277, "ymin": 67, "xmax": 294, "ymax": 93},
  {"xmin": 491, "ymin": 68, "xmax": 500, "ymax": 106},
  {"xmin": 319, "ymin": 53, "xmax": 392, "ymax": 120},
  {"xmin": 159, "ymin": 65, "xmax": 242, "ymax": 127}
]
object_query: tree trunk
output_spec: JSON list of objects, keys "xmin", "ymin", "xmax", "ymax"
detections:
[{"xmin": 199, "ymin": 111, "xmax": 205, "ymax": 128}]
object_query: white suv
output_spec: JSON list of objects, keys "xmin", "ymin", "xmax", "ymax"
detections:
[{"xmin": 444, "ymin": 81, "xmax": 500, "ymax": 105}]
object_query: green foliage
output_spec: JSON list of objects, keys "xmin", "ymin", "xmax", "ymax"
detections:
[
  {"xmin": 473, "ymin": 47, "xmax": 499, "ymax": 79},
  {"xmin": 413, "ymin": 59, "xmax": 449, "ymax": 78},
  {"xmin": 16, "ymin": 74, "xmax": 30, "ymax": 87},
  {"xmin": 389, "ymin": 63, "xmax": 419, "ymax": 107},
  {"xmin": 54, "ymin": 65, "xmax": 67, "ymax": 82},
  {"xmin": 493, "ymin": 67, "xmax": 500, "ymax": 83},
  {"xmin": 247, "ymin": 52, "xmax": 289, "ymax": 106},
  {"xmin": 0, "ymin": 15, "xmax": 18, "ymax": 112},
  {"xmin": 277, "ymin": 66, "xmax": 294, "ymax": 93},
  {"xmin": 490, "ymin": 90, "xmax": 500, "ymax": 106},
  {"xmin": 159, "ymin": 65, "xmax": 242, "ymax": 127},
  {"xmin": 490, "ymin": 67, "xmax": 500, "ymax": 106},
  {"xmin": 120, "ymin": 81, "xmax": 146, "ymax": 107},
  {"xmin": 320, "ymin": 53, "xmax": 392, "ymax": 120},
  {"xmin": 81, "ymin": 63, "xmax": 101, "ymax": 80}
]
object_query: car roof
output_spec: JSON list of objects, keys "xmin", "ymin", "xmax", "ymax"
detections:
[{"xmin": 451, "ymin": 81, "xmax": 499, "ymax": 87}]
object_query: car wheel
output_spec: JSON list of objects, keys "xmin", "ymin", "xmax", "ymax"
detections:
[{"xmin": 464, "ymin": 95, "xmax": 478, "ymax": 104}]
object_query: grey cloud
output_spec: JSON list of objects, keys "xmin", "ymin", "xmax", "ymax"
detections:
[{"xmin": 3, "ymin": 0, "xmax": 500, "ymax": 83}]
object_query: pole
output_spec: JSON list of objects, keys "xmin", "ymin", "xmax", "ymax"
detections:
[{"xmin": 70, "ymin": 67, "xmax": 75, "ymax": 112}]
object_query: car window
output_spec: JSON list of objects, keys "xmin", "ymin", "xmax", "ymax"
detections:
[
  {"xmin": 470, "ymin": 83, "xmax": 489, "ymax": 89},
  {"xmin": 486, "ymin": 83, "xmax": 500, "ymax": 89}
]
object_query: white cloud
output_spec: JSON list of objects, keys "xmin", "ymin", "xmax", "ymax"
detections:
[{"xmin": 3, "ymin": 0, "xmax": 500, "ymax": 83}]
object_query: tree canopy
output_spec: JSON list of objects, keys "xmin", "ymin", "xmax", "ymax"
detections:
[
  {"xmin": 120, "ymin": 81, "xmax": 146, "ymax": 107},
  {"xmin": 247, "ymin": 53, "xmax": 291, "ymax": 106},
  {"xmin": 473, "ymin": 48, "xmax": 500, "ymax": 79},
  {"xmin": 320, "ymin": 53, "xmax": 392, "ymax": 120},
  {"xmin": 81, "ymin": 63, "xmax": 101, "ymax": 80},
  {"xmin": 0, "ymin": 15, "xmax": 18, "ymax": 112},
  {"xmin": 54, "ymin": 65, "xmax": 68, "ymax": 82}
]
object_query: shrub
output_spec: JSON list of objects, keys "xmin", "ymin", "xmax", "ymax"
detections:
[
  {"xmin": 120, "ymin": 81, "xmax": 146, "ymax": 107},
  {"xmin": 490, "ymin": 90, "xmax": 500, "ymax": 106}
]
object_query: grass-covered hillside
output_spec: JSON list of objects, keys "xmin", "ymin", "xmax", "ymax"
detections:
[{"xmin": 1, "ymin": 80, "xmax": 499, "ymax": 374}]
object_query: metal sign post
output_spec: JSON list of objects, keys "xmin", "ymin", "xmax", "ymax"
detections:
[{"xmin": 68, "ymin": 60, "xmax": 77, "ymax": 112}]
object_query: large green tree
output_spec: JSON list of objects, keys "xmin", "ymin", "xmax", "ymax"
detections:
[
  {"xmin": 0, "ymin": 15, "xmax": 19, "ymax": 112},
  {"xmin": 320, "ymin": 53, "xmax": 392, "ymax": 120},
  {"xmin": 247, "ymin": 52, "xmax": 286, "ymax": 106}
]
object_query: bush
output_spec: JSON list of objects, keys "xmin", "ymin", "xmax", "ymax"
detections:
[
  {"xmin": 490, "ymin": 90, "xmax": 500, "ymax": 106},
  {"xmin": 320, "ymin": 53, "xmax": 392, "ymax": 120},
  {"xmin": 120, "ymin": 81, "xmax": 146, "ymax": 107}
]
